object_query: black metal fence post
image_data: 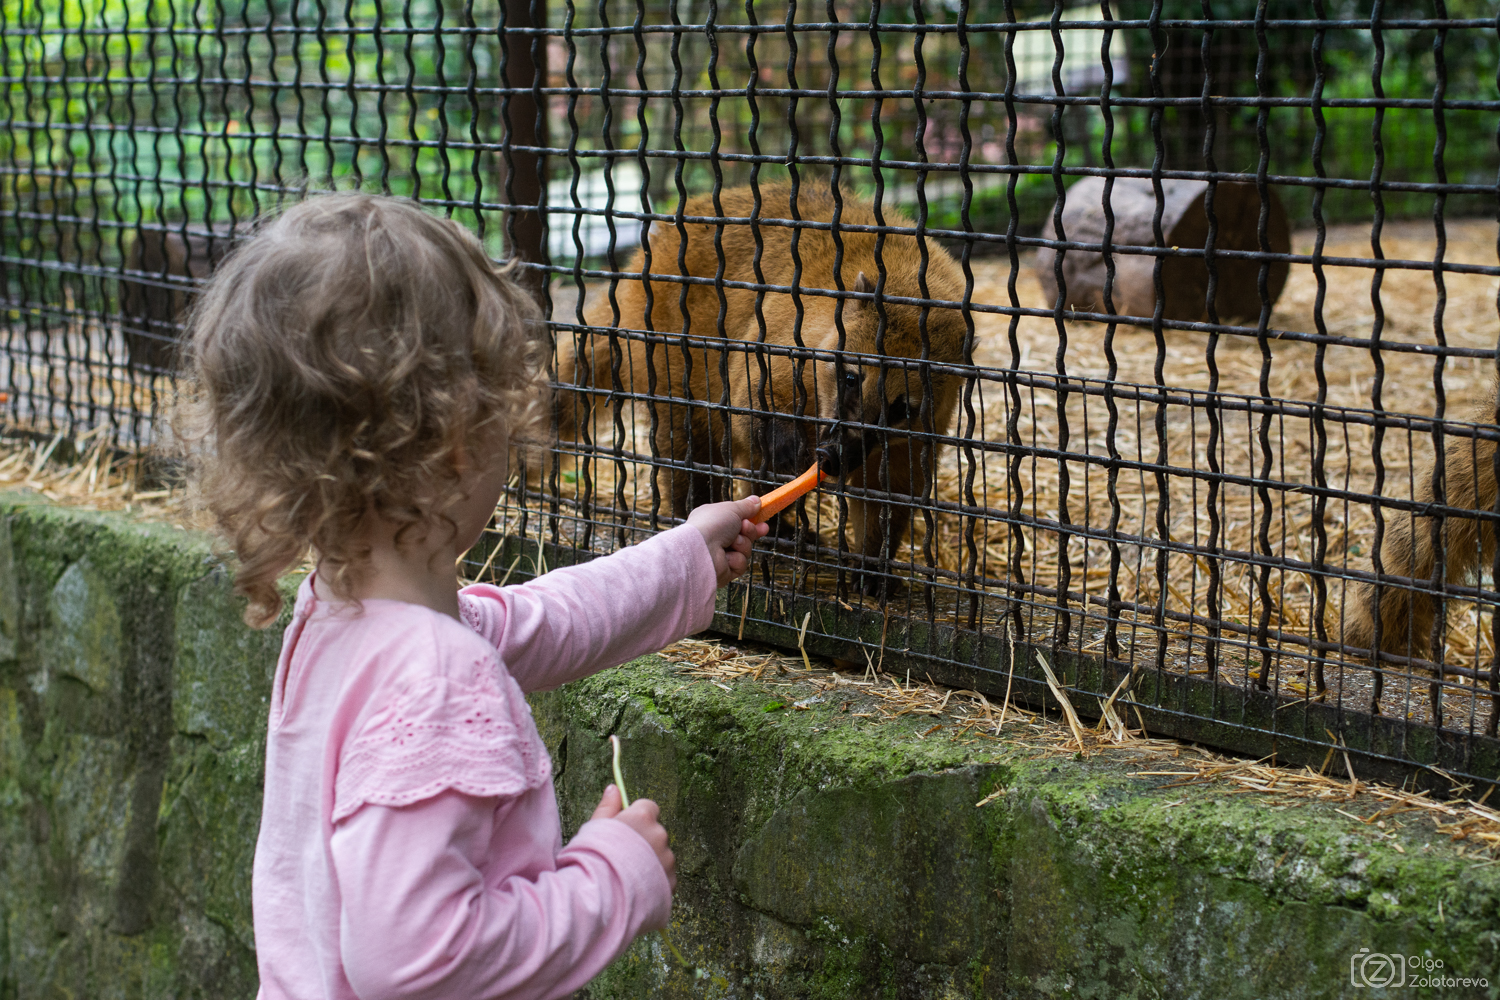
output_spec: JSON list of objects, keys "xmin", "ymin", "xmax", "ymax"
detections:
[{"xmin": 501, "ymin": 0, "xmax": 548, "ymax": 296}]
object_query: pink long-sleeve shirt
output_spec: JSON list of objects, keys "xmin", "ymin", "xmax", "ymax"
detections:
[{"xmin": 252, "ymin": 524, "xmax": 718, "ymax": 1000}]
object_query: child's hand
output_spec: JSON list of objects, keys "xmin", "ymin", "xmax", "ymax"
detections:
[
  {"xmin": 592, "ymin": 784, "xmax": 676, "ymax": 891},
  {"xmin": 686, "ymin": 496, "xmax": 770, "ymax": 587}
]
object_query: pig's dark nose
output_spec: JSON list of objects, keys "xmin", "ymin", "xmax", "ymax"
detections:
[{"xmin": 816, "ymin": 430, "xmax": 867, "ymax": 479}]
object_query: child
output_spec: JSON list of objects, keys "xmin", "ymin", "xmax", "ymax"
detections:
[{"xmin": 185, "ymin": 192, "xmax": 768, "ymax": 1000}]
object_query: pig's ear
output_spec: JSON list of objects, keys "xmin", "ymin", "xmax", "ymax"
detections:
[{"xmin": 850, "ymin": 271, "xmax": 875, "ymax": 310}]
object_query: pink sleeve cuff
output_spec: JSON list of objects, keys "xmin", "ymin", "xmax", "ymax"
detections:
[
  {"xmin": 657, "ymin": 523, "xmax": 720, "ymax": 635},
  {"xmin": 563, "ymin": 817, "xmax": 673, "ymax": 933}
]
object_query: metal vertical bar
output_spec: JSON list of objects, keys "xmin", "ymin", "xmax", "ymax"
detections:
[
  {"xmin": 313, "ymin": 0, "xmax": 336, "ymax": 187},
  {"xmin": 1251, "ymin": 0, "xmax": 1278, "ymax": 697},
  {"xmin": 861, "ymin": 0, "xmax": 888, "ymax": 609},
  {"xmin": 463, "ymin": 0, "xmax": 486, "ymax": 234},
  {"xmin": 596, "ymin": 0, "xmax": 629, "ymax": 549},
  {"xmin": 234, "ymin": 0, "xmax": 261, "ymax": 220},
  {"xmin": 1427, "ymin": 0, "xmax": 1452, "ymax": 734},
  {"xmin": 1046, "ymin": 0, "xmax": 1072, "ymax": 650},
  {"xmin": 288, "ymin": 0, "xmax": 311, "ymax": 183},
  {"xmin": 141, "ymin": 0, "xmax": 169, "ymax": 424},
  {"xmin": 1197, "ymin": 1, "xmax": 1224, "ymax": 689},
  {"xmin": 1308, "ymin": 0, "xmax": 1332, "ymax": 701},
  {"xmin": 111, "ymin": 0, "xmax": 144, "ymax": 442},
  {"xmin": 342, "ymin": 0, "xmax": 364, "ymax": 190},
  {"xmin": 909, "ymin": 0, "xmax": 936, "ymax": 634},
  {"xmin": 824, "ymin": 0, "xmax": 845, "ymax": 602},
  {"xmin": 1146, "ymin": 0, "xmax": 1169, "ymax": 681},
  {"xmin": 531, "ymin": 0, "xmax": 555, "ymax": 543},
  {"xmin": 72, "ymin": 0, "xmax": 109, "ymax": 437},
  {"xmin": 54, "ymin": 1, "xmax": 82, "ymax": 431},
  {"xmin": 178, "ymin": 0, "xmax": 203, "ymax": 395},
  {"xmin": 1367, "ymin": 0, "xmax": 1394, "ymax": 718},
  {"xmin": 370, "ymin": 0, "xmax": 390, "ymax": 193},
  {"xmin": 1001, "ymin": 0, "xmax": 1027, "ymax": 643},
  {"xmin": 631, "ymin": 0, "xmax": 660, "ymax": 531},
  {"xmin": 209, "ymin": 0, "xmax": 236, "ymax": 242},
  {"xmin": 495, "ymin": 0, "xmax": 529, "ymax": 540},
  {"xmin": 706, "ymin": 1, "xmax": 729, "ymax": 513},
  {"xmin": 431, "ymin": 0, "xmax": 454, "ymax": 209},
  {"xmin": 957, "ymin": 0, "xmax": 981, "ymax": 632},
  {"xmin": 262, "ymin": 0, "xmax": 285, "ymax": 194},
  {"xmin": 746, "ymin": 0, "xmax": 772, "ymax": 581},
  {"xmin": 1101, "ymin": 0, "xmax": 1123, "ymax": 665},
  {"xmin": 560, "ymin": 0, "xmax": 593, "ymax": 550},
  {"xmin": 783, "ymin": 0, "xmax": 809, "ymax": 595},
  {"xmin": 669, "ymin": 0, "xmax": 693, "ymax": 525},
  {"xmin": 97, "ymin": 0, "xmax": 131, "ymax": 441},
  {"xmin": 31, "ymin": 0, "xmax": 61, "ymax": 435},
  {"xmin": 401, "ymin": 0, "xmax": 421, "ymax": 200},
  {"xmin": 0, "ymin": 0, "xmax": 17, "ymax": 427}
]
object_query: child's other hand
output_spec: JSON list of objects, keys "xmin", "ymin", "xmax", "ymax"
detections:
[
  {"xmin": 686, "ymin": 497, "xmax": 770, "ymax": 587},
  {"xmin": 592, "ymin": 784, "xmax": 676, "ymax": 891}
]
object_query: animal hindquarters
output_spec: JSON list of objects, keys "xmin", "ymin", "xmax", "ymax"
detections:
[
  {"xmin": 1341, "ymin": 425, "xmax": 1499, "ymax": 673},
  {"xmin": 120, "ymin": 227, "xmax": 231, "ymax": 371},
  {"xmin": 552, "ymin": 289, "xmax": 733, "ymax": 516}
]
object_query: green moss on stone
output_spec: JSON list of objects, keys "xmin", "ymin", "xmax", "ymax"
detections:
[
  {"xmin": 544, "ymin": 659, "xmax": 1500, "ymax": 1000},
  {"xmin": 5, "ymin": 495, "xmax": 1500, "ymax": 999}
]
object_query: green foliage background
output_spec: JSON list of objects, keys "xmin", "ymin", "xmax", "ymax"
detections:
[{"xmin": 0, "ymin": 0, "xmax": 1494, "ymax": 317}]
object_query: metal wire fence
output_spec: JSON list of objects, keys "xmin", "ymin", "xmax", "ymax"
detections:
[{"xmin": 4, "ymin": 0, "xmax": 1499, "ymax": 790}]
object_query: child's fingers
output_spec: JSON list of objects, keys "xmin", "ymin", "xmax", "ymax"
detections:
[
  {"xmin": 733, "ymin": 496, "xmax": 764, "ymax": 521},
  {"xmin": 620, "ymin": 797, "xmax": 661, "ymax": 827},
  {"xmin": 612, "ymin": 798, "xmax": 675, "ymax": 888},
  {"xmin": 591, "ymin": 783, "xmax": 624, "ymax": 820},
  {"xmin": 725, "ymin": 550, "xmax": 747, "ymax": 575}
]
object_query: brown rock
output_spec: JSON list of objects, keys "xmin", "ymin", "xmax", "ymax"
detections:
[{"xmin": 1033, "ymin": 177, "xmax": 1290, "ymax": 325}]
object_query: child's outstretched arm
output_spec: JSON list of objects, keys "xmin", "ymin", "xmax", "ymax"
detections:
[{"xmin": 459, "ymin": 497, "xmax": 767, "ymax": 692}]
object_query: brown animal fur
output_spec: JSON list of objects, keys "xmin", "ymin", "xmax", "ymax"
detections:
[
  {"xmin": 1340, "ymin": 384, "xmax": 1499, "ymax": 702},
  {"xmin": 553, "ymin": 185, "xmax": 967, "ymax": 593}
]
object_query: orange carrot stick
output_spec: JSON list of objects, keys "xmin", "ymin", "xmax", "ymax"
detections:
[{"xmin": 751, "ymin": 462, "xmax": 827, "ymax": 524}]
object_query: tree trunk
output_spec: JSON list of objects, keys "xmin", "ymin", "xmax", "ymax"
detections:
[{"xmin": 501, "ymin": 0, "xmax": 548, "ymax": 298}]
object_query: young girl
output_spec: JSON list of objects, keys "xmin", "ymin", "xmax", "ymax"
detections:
[{"xmin": 186, "ymin": 192, "xmax": 768, "ymax": 1000}]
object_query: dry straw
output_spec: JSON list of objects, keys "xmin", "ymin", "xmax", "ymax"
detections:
[
  {"xmin": 0, "ymin": 430, "xmax": 192, "ymax": 524},
  {"xmin": 658, "ymin": 632, "xmax": 1500, "ymax": 856}
]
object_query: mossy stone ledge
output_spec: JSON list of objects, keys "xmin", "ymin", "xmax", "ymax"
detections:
[{"xmin": 0, "ymin": 493, "xmax": 1495, "ymax": 999}]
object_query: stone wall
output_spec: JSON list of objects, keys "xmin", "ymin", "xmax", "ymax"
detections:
[{"xmin": 2, "ymin": 494, "xmax": 1497, "ymax": 999}]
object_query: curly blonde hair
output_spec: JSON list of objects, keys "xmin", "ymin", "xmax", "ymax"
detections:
[{"xmin": 184, "ymin": 193, "xmax": 547, "ymax": 627}]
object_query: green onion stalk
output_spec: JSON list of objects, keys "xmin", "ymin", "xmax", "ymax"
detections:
[{"xmin": 609, "ymin": 735, "xmax": 705, "ymax": 980}]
